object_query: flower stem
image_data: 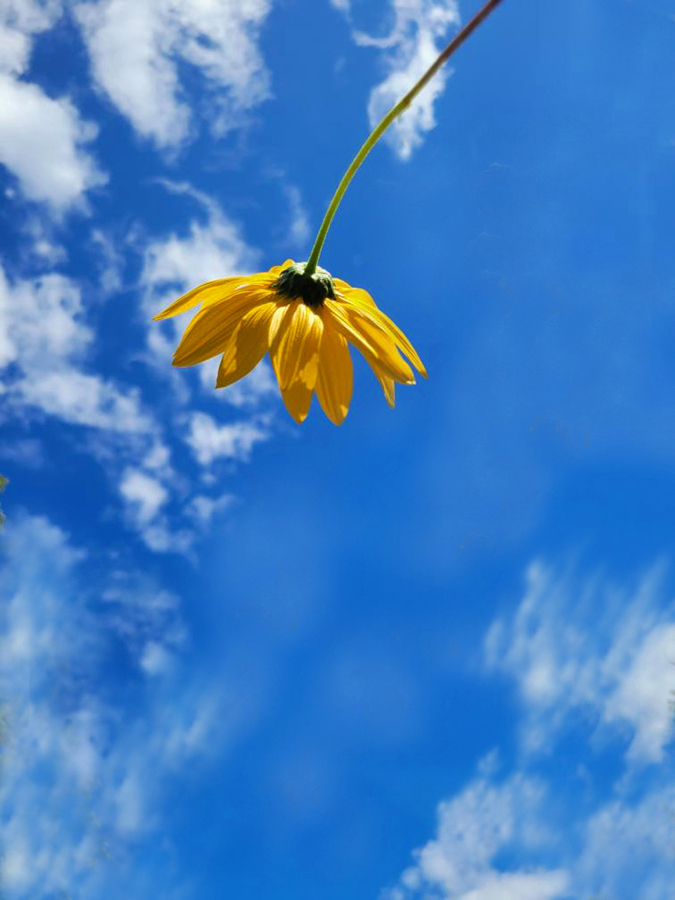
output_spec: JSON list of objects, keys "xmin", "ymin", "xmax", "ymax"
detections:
[{"xmin": 303, "ymin": 0, "xmax": 505, "ymax": 277}]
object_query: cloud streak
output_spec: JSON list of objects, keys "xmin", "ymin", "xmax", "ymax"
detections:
[
  {"xmin": 333, "ymin": 0, "xmax": 460, "ymax": 160},
  {"xmin": 484, "ymin": 559, "xmax": 675, "ymax": 764},
  {"xmin": 0, "ymin": 2, "xmax": 105, "ymax": 211},
  {"xmin": 0, "ymin": 266, "xmax": 150, "ymax": 433},
  {"xmin": 75, "ymin": 0, "xmax": 273, "ymax": 149},
  {"xmin": 386, "ymin": 558, "xmax": 675, "ymax": 900},
  {"xmin": 0, "ymin": 513, "xmax": 255, "ymax": 898}
]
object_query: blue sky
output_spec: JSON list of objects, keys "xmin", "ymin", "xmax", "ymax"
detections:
[{"xmin": 1, "ymin": 0, "xmax": 675, "ymax": 897}]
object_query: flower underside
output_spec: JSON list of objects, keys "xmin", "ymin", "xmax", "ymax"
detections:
[
  {"xmin": 273, "ymin": 262, "xmax": 336, "ymax": 307},
  {"xmin": 154, "ymin": 260, "xmax": 426, "ymax": 425}
]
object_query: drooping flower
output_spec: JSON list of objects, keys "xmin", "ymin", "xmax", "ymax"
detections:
[
  {"xmin": 154, "ymin": 259, "xmax": 426, "ymax": 425},
  {"xmin": 152, "ymin": 1, "xmax": 506, "ymax": 425}
]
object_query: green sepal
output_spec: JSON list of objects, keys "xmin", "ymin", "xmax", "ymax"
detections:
[{"xmin": 273, "ymin": 262, "xmax": 336, "ymax": 308}]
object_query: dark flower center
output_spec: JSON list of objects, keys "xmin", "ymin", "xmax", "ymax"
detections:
[{"xmin": 274, "ymin": 262, "xmax": 336, "ymax": 308}]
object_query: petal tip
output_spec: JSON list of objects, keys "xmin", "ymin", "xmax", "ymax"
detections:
[{"xmin": 325, "ymin": 407, "xmax": 348, "ymax": 426}]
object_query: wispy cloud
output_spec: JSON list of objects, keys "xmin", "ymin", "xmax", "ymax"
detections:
[
  {"xmin": 0, "ymin": 2, "xmax": 106, "ymax": 211},
  {"xmin": 484, "ymin": 559, "xmax": 675, "ymax": 764},
  {"xmin": 0, "ymin": 265, "xmax": 151, "ymax": 433},
  {"xmin": 1, "ymin": 178, "xmax": 278, "ymax": 554},
  {"xmin": 387, "ymin": 762, "xmax": 568, "ymax": 900},
  {"xmin": 387, "ymin": 558, "xmax": 675, "ymax": 900},
  {"xmin": 141, "ymin": 181, "xmax": 259, "ymax": 298},
  {"xmin": 140, "ymin": 181, "xmax": 279, "ymax": 410},
  {"xmin": 117, "ymin": 466, "xmax": 195, "ymax": 553},
  {"xmin": 333, "ymin": 0, "xmax": 460, "ymax": 160},
  {"xmin": 387, "ymin": 755, "xmax": 675, "ymax": 900},
  {"xmin": 0, "ymin": 512, "xmax": 256, "ymax": 898},
  {"xmin": 75, "ymin": 0, "xmax": 273, "ymax": 149},
  {"xmin": 183, "ymin": 411, "xmax": 271, "ymax": 466},
  {"xmin": 284, "ymin": 184, "xmax": 311, "ymax": 249}
]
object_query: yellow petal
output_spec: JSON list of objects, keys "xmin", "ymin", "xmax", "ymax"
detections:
[
  {"xmin": 153, "ymin": 276, "xmax": 244, "ymax": 320},
  {"xmin": 316, "ymin": 327, "xmax": 353, "ymax": 425},
  {"xmin": 216, "ymin": 301, "xmax": 278, "ymax": 388},
  {"xmin": 341, "ymin": 288, "xmax": 426, "ymax": 376},
  {"xmin": 324, "ymin": 301, "xmax": 415, "ymax": 385},
  {"xmin": 202, "ymin": 276, "xmax": 277, "ymax": 307},
  {"xmin": 271, "ymin": 300, "xmax": 323, "ymax": 391},
  {"xmin": 336, "ymin": 284, "xmax": 376, "ymax": 309},
  {"xmin": 333, "ymin": 277, "xmax": 359, "ymax": 295},
  {"xmin": 173, "ymin": 289, "xmax": 269, "ymax": 367},
  {"xmin": 368, "ymin": 360, "xmax": 396, "ymax": 407},
  {"xmin": 267, "ymin": 301, "xmax": 290, "ymax": 346},
  {"xmin": 381, "ymin": 317, "xmax": 426, "ymax": 376},
  {"xmin": 267, "ymin": 259, "xmax": 294, "ymax": 276},
  {"xmin": 280, "ymin": 379, "xmax": 313, "ymax": 423}
]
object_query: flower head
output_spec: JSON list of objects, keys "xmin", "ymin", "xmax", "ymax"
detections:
[{"xmin": 154, "ymin": 260, "xmax": 426, "ymax": 425}]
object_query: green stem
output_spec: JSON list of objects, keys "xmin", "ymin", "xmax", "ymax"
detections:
[{"xmin": 304, "ymin": 0, "xmax": 505, "ymax": 277}]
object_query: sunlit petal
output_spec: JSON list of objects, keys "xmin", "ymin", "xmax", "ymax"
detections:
[
  {"xmin": 156, "ymin": 259, "xmax": 425, "ymax": 424},
  {"xmin": 271, "ymin": 300, "xmax": 323, "ymax": 391},
  {"xmin": 280, "ymin": 379, "xmax": 313, "ymax": 423},
  {"xmin": 267, "ymin": 258, "xmax": 295, "ymax": 276},
  {"xmin": 340, "ymin": 287, "xmax": 426, "ymax": 376},
  {"xmin": 216, "ymin": 302, "xmax": 278, "ymax": 388},
  {"xmin": 367, "ymin": 359, "xmax": 396, "ymax": 407},
  {"xmin": 316, "ymin": 327, "xmax": 353, "ymax": 424},
  {"xmin": 153, "ymin": 276, "xmax": 245, "ymax": 320},
  {"xmin": 325, "ymin": 300, "xmax": 415, "ymax": 384},
  {"xmin": 173, "ymin": 289, "xmax": 268, "ymax": 367}
]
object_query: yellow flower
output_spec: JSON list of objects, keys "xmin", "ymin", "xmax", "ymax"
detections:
[{"xmin": 154, "ymin": 260, "xmax": 426, "ymax": 425}]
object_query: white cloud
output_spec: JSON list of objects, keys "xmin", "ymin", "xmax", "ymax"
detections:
[
  {"xmin": 576, "ymin": 784, "xmax": 675, "ymax": 900},
  {"xmin": 141, "ymin": 183, "xmax": 257, "ymax": 299},
  {"xmin": 20, "ymin": 369, "xmax": 150, "ymax": 431},
  {"xmin": 0, "ymin": 512, "xmax": 252, "ymax": 897},
  {"xmin": 0, "ymin": 265, "xmax": 152, "ymax": 433},
  {"xmin": 140, "ymin": 183, "xmax": 277, "ymax": 408},
  {"xmin": 0, "ymin": 186, "xmax": 276, "ymax": 552},
  {"xmin": 75, "ymin": 0, "xmax": 273, "ymax": 149},
  {"xmin": 120, "ymin": 467, "xmax": 169, "ymax": 526},
  {"xmin": 0, "ymin": 270, "xmax": 90, "ymax": 368},
  {"xmin": 115, "ymin": 437, "xmax": 238, "ymax": 553},
  {"xmin": 604, "ymin": 621, "xmax": 675, "ymax": 763},
  {"xmin": 0, "ymin": 74, "xmax": 105, "ymax": 211},
  {"xmin": 484, "ymin": 560, "xmax": 675, "ymax": 764},
  {"xmin": 456, "ymin": 873, "xmax": 571, "ymax": 900},
  {"xmin": 186, "ymin": 410, "xmax": 268, "ymax": 464},
  {"xmin": 388, "ymin": 767, "xmax": 569, "ymax": 900},
  {"xmin": 0, "ymin": 3, "xmax": 105, "ymax": 211},
  {"xmin": 0, "ymin": 263, "xmax": 217, "ymax": 551},
  {"xmin": 90, "ymin": 228, "xmax": 125, "ymax": 292},
  {"xmin": 18, "ymin": 215, "xmax": 68, "ymax": 267},
  {"xmin": 100, "ymin": 569, "xmax": 187, "ymax": 665},
  {"xmin": 117, "ymin": 466, "xmax": 196, "ymax": 553},
  {"xmin": 0, "ymin": 437, "xmax": 44, "ymax": 468},
  {"xmin": 388, "ymin": 760, "xmax": 675, "ymax": 900},
  {"xmin": 214, "ymin": 358, "xmax": 278, "ymax": 408},
  {"xmin": 184, "ymin": 411, "xmax": 271, "ymax": 466},
  {"xmin": 334, "ymin": 0, "xmax": 460, "ymax": 160},
  {"xmin": 140, "ymin": 640, "xmax": 175, "ymax": 676},
  {"xmin": 285, "ymin": 184, "xmax": 311, "ymax": 249},
  {"xmin": 187, "ymin": 492, "xmax": 236, "ymax": 526},
  {"xmin": 142, "ymin": 439, "xmax": 172, "ymax": 472},
  {"xmin": 0, "ymin": 0, "xmax": 62, "ymax": 36},
  {"xmin": 389, "ymin": 559, "xmax": 675, "ymax": 900}
]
